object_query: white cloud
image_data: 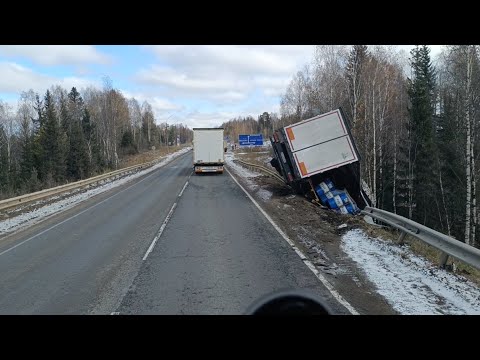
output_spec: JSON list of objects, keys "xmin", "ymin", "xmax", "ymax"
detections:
[
  {"xmin": 121, "ymin": 90, "xmax": 184, "ymax": 122},
  {"xmin": 0, "ymin": 45, "xmax": 111, "ymax": 66},
  {"xmin": 144, "ymin": 45, "xmax": 313, "ymax": 75},
  {"xmin": 120, "ymin": 88, "xmax": 278, "ymax": 128},
  {"xmin": 253, "ymin": 76, "xmax": 292, "ymax": 97},
  {"xmin": 177, "ymin": 100, "xmax": 281, "ymax": 129},
  {"xmin": 148, "ymin": 97, "xmax": 183, "ymax": 112},
  {"xmin": 135, "ymin": 45, "xmax": 315, "ymax": 108},
  {"xmin": 0, "ymin": 61, "xmax": 100, "ymax": 95},
  {"xmin": 122, "ymin": 90, "xmax": 181, "ymax": 110},
  {"xmin": 0, "ymin": 62, "xmax": 51, "ymax": 93},
  {"xmin": 182, "ymin": 110, "xmax": 238, "ymax": 128},
  {"xmin": 62, "ymin": 76, "xmax": 102, "ymax": 92},
  {"xmin": 4, "ymin": 45, "xmax": 453, "ymax": 129},
  {"xmin": 136, "ymin": 65, "xmax": 251, "ymax": 93},
  {"xmin": 208, "ymin": 91, "xmax": 248, "ymax": 103}
]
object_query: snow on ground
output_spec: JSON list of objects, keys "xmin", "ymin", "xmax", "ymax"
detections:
[
  {"xmin": 0, "ymin": 147, "xmax": 191, "ymax": 236},
  {"xmin": 224, "ymin": 153, "xmax": 260, "ymax": 178},
  {"xmin": 224, "ymin": 152, "xmax": 278, "ymax": 203},
  {"xmin": 257, "ymin": 188, "xmax": 273, "ymax": 201},
  {"xmin": 342, "ymin": 228, "xmax": 480, "ymax": 315}
]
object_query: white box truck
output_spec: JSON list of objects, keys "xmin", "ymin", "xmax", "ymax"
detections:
[{"xmin": 193, "ymin": 128, "xmax": 225, "ymax": 174}]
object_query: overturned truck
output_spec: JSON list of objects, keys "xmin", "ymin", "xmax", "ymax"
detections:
[{"xmin": 270, "ymin": 108, "xmax": 371, "ymax": 214}]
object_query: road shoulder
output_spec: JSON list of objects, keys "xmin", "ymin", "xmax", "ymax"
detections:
[{"xmin": 225, "ymin": 158, "xmax": 397, "ymax": 315}]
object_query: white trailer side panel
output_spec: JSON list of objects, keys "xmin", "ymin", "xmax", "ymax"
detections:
[
  {"xmin": 292, "ymin": 135, "xmax": 358, "ymax": 178},
  {"xmin": 284, "ymin": 109, "xmax": 348, "ymax": 152},
  {"xmin": 193, "ymin": 129, "xmax": 224, "ymax": 164}
]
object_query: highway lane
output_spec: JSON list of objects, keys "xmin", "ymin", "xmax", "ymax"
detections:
[
  {"xmin": 0, "ymin": 151, "xmax": 193, "ymax": 314},
  {"xmin": 117, "ymin": 169, "xmax": 351, "ymax": 315}
]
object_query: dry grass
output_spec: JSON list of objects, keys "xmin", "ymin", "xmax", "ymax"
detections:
[
  {"xmin": 118, "ymin": 145, "xmax": 186, "ymax": 169},
  {"xmin": 233, "ymin": 147, "xmax": 274, "ymax": 168}
]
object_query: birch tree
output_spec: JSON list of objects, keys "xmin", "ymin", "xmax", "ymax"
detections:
[
  {"xmin": 345, "ymin": 45, "xmax": 368, "ymax": 128},
  {"xmin": 280, "ymin": 67, "xmax": 311, "ymax": 123},
  {"xmin": 141, "ymin": 101, "xmax": 154, "ymax": 145},
  {"xmin": 128, "ymin": 98, "xmax": 142, "ymax": 146},
  {"xmin": 313, "ymin": 45, "xmax": 349, "ymax": 112},
  {"xmin": 0, "ymin": 101, "xmax": 15, "ymax": 178}
]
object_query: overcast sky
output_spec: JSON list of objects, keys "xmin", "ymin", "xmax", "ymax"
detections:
[{"xmin": 0, "ymin": 45, "xmax": 444, "ymax": 128}]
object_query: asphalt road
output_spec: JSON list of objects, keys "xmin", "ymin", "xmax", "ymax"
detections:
[
  {"xmin": 0, "ymin": 152, "xmax": 193, "ymax": 314},
  {"xmin": 116, "ymin": 169, "xmax": 350, "ymax": 314},
  {"xmin": 0, "ymin": 150, "xmax": 350, "ymax": 315}
]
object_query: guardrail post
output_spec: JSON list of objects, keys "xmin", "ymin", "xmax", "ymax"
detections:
[
  {"xmin": 439, "ymin": 252, "xmax": 449, "ymax": 269},
  {"xmin": 397, "ymin": 231, "xmax": 407, "ymax": 245}
]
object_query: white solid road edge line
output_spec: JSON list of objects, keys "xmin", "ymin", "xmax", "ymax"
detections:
[{"xmin": 225, "ymin": 167, "xmax": 359, "ymax": 315}]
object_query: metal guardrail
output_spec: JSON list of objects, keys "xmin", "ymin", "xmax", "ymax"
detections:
[
  {"xmin": 0, "ymin": 148, "xmax": 191, "ymax": 213},
  {"xmin": 362, "ymin": 206, "xmax": 480, "ymax": 270},
  {"xmin": 231, "ymin": 159, "xmax": 286, "ymax": 184}
]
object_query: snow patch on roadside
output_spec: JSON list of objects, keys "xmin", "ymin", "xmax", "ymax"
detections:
[
  {"xmin": 257, "ymin": 188, "xmax": 273, "ymax": 201},
  {"xmin": 225, "ymin": 152, "xmax": 278, "ymax": 203},
  {"xmin": 0, "ymin": 147, "xmax": 191, "ymax": 236},
  {"xmin": 342, "ymin": 228, "xmax": 480, "ymax": 315},
  {"xmin": 224, "ymin": 153, "xmax": 260, "ymax": 178}
]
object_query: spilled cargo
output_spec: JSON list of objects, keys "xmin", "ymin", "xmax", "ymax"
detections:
[
  {"xmin": 315, "ymin": 179, "xmax": 360, "ymax": 214},
  {"xmin": 269, "ymin": 107, "xmax": 371, "ymax": 213}
]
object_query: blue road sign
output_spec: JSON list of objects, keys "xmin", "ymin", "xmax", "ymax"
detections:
[{"xmin": 239, "ymin": 134, "xmax": 263, "ymax": 146}]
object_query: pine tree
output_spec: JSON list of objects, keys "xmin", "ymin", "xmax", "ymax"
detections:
[
  {"xmin": 31, "ymin": 93, "xmax": 45, "ymax": 183},
  {"xmin": 67, "ymin": 121, "xmax": 87, "ymax": 180},
  {"xmin": 407, "ymin": 45, "xmax": 437, "ymax": 226},
  {"xmin": 64, "ymin": 87, "xmax": 88, "ymax": 180},
  {"xmin": 395, "ymin": 116, "xmax": 413, "ymax": 218},
  {"xmin": 60, "ymin": 93, "xmax": 71, "ymax": 133},
  {"xmin": 120, "ymin": 129, "xmax": 137, "ymax": 155},
  {"xmin": 436, "ymin": 87, "xmax": 465, "ymax": 238},
  {"xmin": 32, "ymin": 94, "xmax": 44, "ymax": 132},
  {"xmin": 18, "ymin": 110, "xmax": 33, "ymax": 184},
  {"xmin": 68, "ymin": 87, "xmax": 81, "ymax": 105},
  {"xmin": 39, "ymin": 90, "xmax": 67, "ymax": 184}
]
